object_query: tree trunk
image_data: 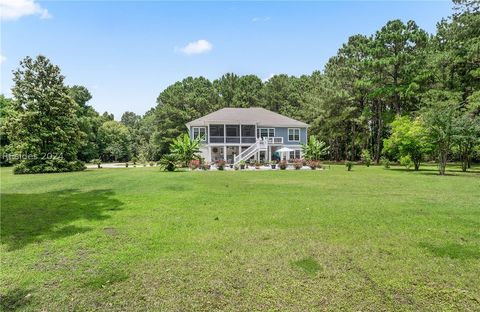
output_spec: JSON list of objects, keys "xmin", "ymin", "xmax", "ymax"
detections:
[{"xmin": 438, "ymin": 151, "xmax": 447, "ymax": 175}]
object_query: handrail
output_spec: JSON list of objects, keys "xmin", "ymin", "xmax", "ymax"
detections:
[
  {"xmin": 234, "ymin": 140, "xmax": 258, "ymax": 163},
  {"xmin": 233, "ymin": 138, "xmax": 269, "ymax": 164}
]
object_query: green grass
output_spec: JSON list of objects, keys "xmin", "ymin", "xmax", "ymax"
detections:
[{"xmin": 1, "ymin": 165, "xmax": 479, "ymax": 311}]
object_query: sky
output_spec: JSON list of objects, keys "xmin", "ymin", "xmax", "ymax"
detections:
[{"xmin": 1, "ymin": 0, "xmax": 453, "ymax": 119}]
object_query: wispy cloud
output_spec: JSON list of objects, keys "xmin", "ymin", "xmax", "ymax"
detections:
[
  {"xmin": 0, "ymin": 0, "xmax": 51, "ymax": 21},
  {"xmin": 0, "ymin": 54, "xmax": 6, "ymax": 64},
  {"xmin": 252, "ymin": 17, "xmax": 271, "ymax": 23},
  {"xmin": 177, "ymin": 39, "xmax": 213, "ymax": 55}
]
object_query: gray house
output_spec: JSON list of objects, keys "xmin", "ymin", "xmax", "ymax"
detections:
[{"xmin": 186, "ymin": 107, "xmax": 309, "ymax": 164}]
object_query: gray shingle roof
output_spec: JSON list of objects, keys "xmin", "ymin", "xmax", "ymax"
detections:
[{"xmin": 186, "ymin": 107, "xmax": 309, "ymax": 127}]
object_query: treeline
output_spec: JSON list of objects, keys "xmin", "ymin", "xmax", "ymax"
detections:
[{"xmin": 0, "ymin": 0, "xmax": 478, "ymax": 174}]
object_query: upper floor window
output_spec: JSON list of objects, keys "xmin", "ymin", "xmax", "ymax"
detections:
[
  {"xmin": 288, "ymin": 128, "xmax": 300, "ymax": 142},
  {"xmin": 258, "ymin": 128, "xmax": 275, "ymax": 138},
  {"xmin": 193, "ymin": 127, "xmax": 206, "ymax": 141}
]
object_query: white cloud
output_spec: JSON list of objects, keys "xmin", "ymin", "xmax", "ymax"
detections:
[
  {"xmin": 0, "ymin": 54, "xmax": 6, "ymax": 64},
  {"xmin": 178, "ymin": 39, "xmax": 213, "ymax": 55},
  {"xmin": 0, "ymin": 0, "xmax": 51, "ymax": 21},
  {"xmin": 252, "ymin": 17, "xmax": 271, "ymax": 22},
  {"xmin": 263, "ymin": 73, "xmax": 275, "ymax": 82}
]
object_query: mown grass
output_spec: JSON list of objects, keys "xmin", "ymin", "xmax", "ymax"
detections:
[{"xmin": 1, "ymin": 165, "xmax": 479, "ymax": 311}]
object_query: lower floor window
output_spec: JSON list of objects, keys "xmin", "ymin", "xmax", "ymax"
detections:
[{"xmin": 289, "ymin": 149, "xmax": 301, "ymax": 159}]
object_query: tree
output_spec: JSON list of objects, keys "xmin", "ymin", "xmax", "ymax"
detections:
[
  {"xmin": 8, "ymin": 55, "xmax": 84, "ymax": 173},
  {"xmin": 421, "ymin": 91, "xmax": 462, "ymax": 175},
  {"xmin": 453, "ymin": 113, "xmax": 480, "ymax": 171},
  {"xmin": 98, "ymin": 121, "xmax": 132, "ymax": 161},
  {"xmin": 301, "ymin": 136, "xmax": 329, "ymax": 161},
  {"xmin": 169, "ymin": 133, "xmax": 202, "ymax": 167},
  {"xmin": 69, "ymin": 85, "xmax": 102, "ymax": 162},
  {"xmin": 383, "ymin": 115, "xmax": 431, "ymax": 170},
  {"xmin": 0, "ymin": 95, "xmax": 15, "ymax": 166}
]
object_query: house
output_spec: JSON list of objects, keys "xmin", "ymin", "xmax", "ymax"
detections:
[{"xmin": 186, "ymin": 107, "xmax": 309, "ymax": 164}]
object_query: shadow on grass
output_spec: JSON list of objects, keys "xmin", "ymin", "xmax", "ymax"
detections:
[
  {"xmin": 1, "ymin": 189, "xmax": 123, "ymax": 251},
  {"xmin": 419, "ymin": 242, "xmax": 480, "ymax": 260},
  {"xmin": 0, "ymin": 288, "xmax": 33, "ymax": 311},
  {"xmin": 291, "ymin": 256, "xmax": 322, "ymax": 277},
  {"xmin": 390, "ymin": 167, "xmax": 480, "ymax": 177}
]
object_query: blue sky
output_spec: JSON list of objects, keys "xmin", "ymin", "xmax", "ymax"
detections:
[{"xmin": 1, "ymin": 1, "xmax": 452, "ymax": 119}]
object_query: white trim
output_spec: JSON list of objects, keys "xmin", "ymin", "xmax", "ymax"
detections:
[
  {"xmin": 192, "ymin": 127, "xmax": 207, "ymax": 142},
  {"xmin": 288, "ymin": 128, "xmax": 300, "ymax": 142},
  {"xmin": 258, "ymin": 127, "xmax": 275, "ymax": 138}
]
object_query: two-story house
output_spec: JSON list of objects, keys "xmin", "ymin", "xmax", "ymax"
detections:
[{"xmin": 186, "ymin": 107, "xmax": 309, "ymax": 164}]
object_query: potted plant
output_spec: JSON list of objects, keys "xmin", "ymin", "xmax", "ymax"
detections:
[
  {"xmin": 293, "ymin": 159, "xmax": 303, "ymax": 170},
  {"xmin": 308, "ymin": 160, "xmax": 320, "ymax": 170},
  {"xmin": 255, "ymin": 161, "xmax": 261, "ymax": 169},
  {"xmin": 239, "ymin": 160, "xmax": 246, "ymax": 170},
  {"xmin": 201, "ymin": 162, "xmax": 211, "ymax": 170},
  {"xmin": 279, "ymin": 160, "xmax": 287, "ymax": 170},
  {"xmin": 216, "ymin": 159, "xmax": 225, "ymax": 170},
  {"xmin": 270, "ymin": 160, "xmax": 277, "ymax": 169},
  {"xmin": 234, "ymin": 165, "xmax": 239, "ymax": 170},
  {"xmin": 131, "ymin": 156, "xmax": 138, "ymax": 166},
  {"xmin": 149, "ymin": 161, "xmax": 155, "ymax": 167},
  {"xmin": 125, "ymin": 162, "xmax": 129, "ymax": 168},
  {"xmin": 189, "ymin": 159, "xmax": 200, "ymax": 170}
]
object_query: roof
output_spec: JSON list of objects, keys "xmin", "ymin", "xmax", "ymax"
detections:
[{"xmin": 186, "ymin": 107, "xmax": 309, "ymax": 127}]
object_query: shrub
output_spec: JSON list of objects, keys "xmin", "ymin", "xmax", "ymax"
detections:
[
  {"xmin": 381, "ymin": 157, "xmax": 390, "ymax": 169},
  {"xmin": 216, "ymin": 159, "xmax": 225, "ymax": 170},
  {"xmin": 189, "ymin": 159, "xmax": 201, "ymax": 170},
  {"xmin": 308, "ymin": 160, "xmax": 320, "ymax": 170},
  {"xmin": 149, "ymin": 161, "xmax": 154, "ymax": 167},
  {"xmin": 131, "ymin": 156, "xmax": 138, "ymax": 165},
  {"xmin": 159, "ymin": 154, "xmax": 178, "ymax": 171},
  {"xmin": 345, "ymin": 160, "xmax": 353, "ymax": 171},
  {"xmin": 293, "ymin": 159, "xmax": 303, "ymax": 170},
  {"xmin": 279, "ymin": 160, "xmax": 287, "ymax": 170},
  {"xmin": 91, "ymin": 159, "xmax": 102, "ymax": 168},
  {"xmin": 13, "ymin": 159, "xmax": 86, "ymax": 174},
  {"xmin": 361, "ymin": 149, "xmax": 372, "ymax": 167},
  {"xmin": 125, "ymin": 162, "xmax": 129, "ymax": 167},
  {"xmin": 400, "ymin": 155, "xmax": 413, "ymax": 170}
]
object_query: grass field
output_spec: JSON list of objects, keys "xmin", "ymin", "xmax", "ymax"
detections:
[{"xmin": 1, "ymin": 165, "xmax": 479, "ymax": 311}]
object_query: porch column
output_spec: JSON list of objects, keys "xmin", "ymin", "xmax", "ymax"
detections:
[
  {"xmin": 223, "ymin": 124, "xmax": 226, "ymax": 144},
  {"xmin": 239, "ymin": 123, "xmax": 242, "ymax": 145},
  {"xmin": 223, "ymin": 145, "xmax": 227, "ymax": 161},
  {"xmin": 208, "ymin": 146, "xmax": 212, "ymax": 163}
]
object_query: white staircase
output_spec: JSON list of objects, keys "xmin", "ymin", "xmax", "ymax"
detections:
[{"xmin": 233, "ymin": 139, "xmax": 268, "ymax": 165}]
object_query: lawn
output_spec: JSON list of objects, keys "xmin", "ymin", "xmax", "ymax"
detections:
[{"xmin": 1, "ymin": 165, "xmax": 479, "ymax": 311}]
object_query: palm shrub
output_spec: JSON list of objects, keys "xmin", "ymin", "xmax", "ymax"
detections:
[
  {"xmin": 302, "ymin": 136, "xmax": 329, "ymax": 161},
  {"xmin": 159, "ymin": 154, "xmax": 178, "ymax": 171},
  {"xmin": 361, "ymin": 149, "xmax": 372, "ymax": 167},
  {"xmin": 92, "ymin": 159, "xmax": 102, "ymax": 168},
  {"xmin": 170, "ymin": 133, "xmax": 202, "ymax": 167},
  {"xmin": 345, "ymin": 160, "xmax": 353, "ymax": 171}
]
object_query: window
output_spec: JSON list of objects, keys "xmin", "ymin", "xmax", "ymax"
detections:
[
  {"xmin": 258, "ymin": 128, "xmax": 275, "ymax": 138},
  {"xmin": 226, "ymin": 125, "xmax": 239, "ymax": 137},
  {"xmin": 288, "ymin": 128, "xmax": 300, "ymax": 142},
  {"xmin": 192, "ymin": 127, "xmax": 206, "ymax": 141},
  {"xmin": 209, "ymin": 125, "xmax": 224, "ymax": 137},
  {"xmin": 289, "ymin": 150, "xmax": 301, "ymax": 160},
  {"xmin": 241, "ymin": 125, "xmax": 255, "ymax": 137}
]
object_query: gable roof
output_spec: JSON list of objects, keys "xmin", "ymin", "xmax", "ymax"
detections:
[{"xmin": 186, "ymin": 107, "xmax": 309, "ymax": 127}]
